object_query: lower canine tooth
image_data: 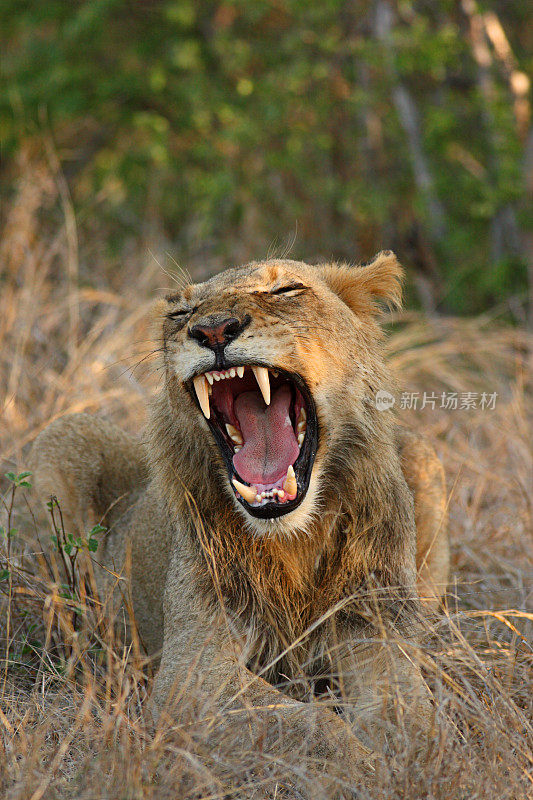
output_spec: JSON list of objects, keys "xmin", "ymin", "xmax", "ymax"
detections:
[
  {"xmin": 225, "ymin": 423, "xmax": 243, "ymax": 445},
  {"xmin": 283, "ymin": 464, "xmax": 297, "ymax": 497},
  {"xmin": 232, "ymin": 478, "xmax": 258, "ymax": 504},
  {"xmin": 193, "ymin": 375, "xmax": 210, "ymax": 419},
  {"xmin": 252, "ymin": 366, "xmax": 271, "ymax": 406}
]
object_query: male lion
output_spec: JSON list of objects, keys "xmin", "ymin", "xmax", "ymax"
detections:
[{"xmin": 30, "ymin": 253, "xmax": 448, "ymax": 788}]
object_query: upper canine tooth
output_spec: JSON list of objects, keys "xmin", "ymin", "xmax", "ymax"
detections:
[
  {"xmin": 232, "ymin": 477, "xmax": 258, "ymax": 504},
  {"xmin": 205, "ymin": 372, "xmax": 214, "ymax": 385},
  {"xmin": 282, "ymin": 464, "xmax": 297, "ymax": 497},
  {"xmin": 252, "ymin": 366, "xmax": 270, "ymax": 406},
  {"xmin": 237, "ymin": 366, "xmax": 244, "ymax": 378},
  {"xmin": 225, "ymin": 423, "xmax": 243, "ymax": 445},
  {"xmin": 193, "ymin": 375, "xmax": 210, "ymax": 419}
]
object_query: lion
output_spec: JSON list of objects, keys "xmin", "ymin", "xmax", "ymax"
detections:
[{"xmin": 30, "ymin": 252, "xmax": 449, "ymax": 789}]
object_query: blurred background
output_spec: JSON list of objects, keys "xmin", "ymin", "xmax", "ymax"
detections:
[{"xmin": 1, "ymin": 0, "xmax": 531, "ymax": 318}]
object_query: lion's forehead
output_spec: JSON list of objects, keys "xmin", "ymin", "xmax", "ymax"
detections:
[{"xmin": 184, "ymin": 259, "xmax": 316, "ymax": 301}]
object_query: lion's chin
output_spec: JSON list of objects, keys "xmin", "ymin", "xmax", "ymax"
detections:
[
  {"xmin": 187, "ymin": 364, "xmax": 319, "ymax": 520},
  {"xmin": 231, "ymin": 467, "xmax": 322, "ymax": 538}
]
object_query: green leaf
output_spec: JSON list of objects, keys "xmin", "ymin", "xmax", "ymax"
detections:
[
  {"xmin": 89, "ymin": 523, "xmax": 107, "ymax": 536},
  {"xmin": 0, "ymin": 569, "xmax": 10, "ymax": 581}
]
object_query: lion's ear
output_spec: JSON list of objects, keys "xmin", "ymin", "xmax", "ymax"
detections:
[{"xmin": 320, "ymin": 251, "xmax": 403, "ymax": 316}]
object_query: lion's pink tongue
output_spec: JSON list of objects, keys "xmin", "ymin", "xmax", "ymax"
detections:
[{"xmin": 233, "ymin": 384, "xmax": 299, "ymax": 485}]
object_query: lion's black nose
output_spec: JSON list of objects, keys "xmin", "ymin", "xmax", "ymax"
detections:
[{"xmin": 188, "ymin": 314, "xmax": 250, "ymax": 351}]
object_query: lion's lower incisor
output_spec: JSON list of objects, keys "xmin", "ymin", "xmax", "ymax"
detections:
[{"xmin": 30, "ymin": 253, "xmax": 449, "ymax": 791}]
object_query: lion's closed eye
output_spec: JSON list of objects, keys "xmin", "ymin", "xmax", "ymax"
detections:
[
  {"xmin": 269, "ymin": 283, "xmax": 307, "ymax": 296},
  {"xmin": 166, "ymin": 306, "xmax": 197, "ymax": 320}
]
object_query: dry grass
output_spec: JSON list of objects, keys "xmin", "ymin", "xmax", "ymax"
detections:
[{"xmin": 0, "ymin": 149, "xmax": 532, "ymax": 799}]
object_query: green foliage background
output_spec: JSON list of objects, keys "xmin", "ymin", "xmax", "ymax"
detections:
[{"xmin": 1, "ymin": 0, "xmax": 531, "ymax": 314}]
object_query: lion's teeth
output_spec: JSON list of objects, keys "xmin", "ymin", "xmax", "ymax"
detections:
[
  {"xmin": 252, "ymin": 366, "xmax": 270, "ymax": 405},
  {"xmin": 205, "ymin": 372, "xmax": 214, "ymax": 385},
  {"xmin": 225, "ymin": 423, "xmax": 243, "ymax": 445},
  {"xmin": 213, "ymin": 372, "xmax": 221, "ymax": 381},
  {"xmin": 232, "ymin": 478, "xmax": 257, "ymax": 504},
  {"xmin": 237, "ymin": 366, "xmax": 244, "ymax": 378},
  {"xmin": 229, "ymin": 368, "xmax": 236, "ymax": 378},
  {"xmin": 193, "ymin": 375, "xmax": 210, "ymax": 419},
  {"xmin": 282, "ymin": 464, "xmax": 297, "ymax": 497},
  {"xmin": 297, "ymin": 407, "xmax": 306, "ymax": 441}
]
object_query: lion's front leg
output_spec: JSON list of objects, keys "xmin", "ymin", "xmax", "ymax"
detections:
[
  {"xmin": 151, "ymin": 552, "xmax": 375, "ymax": 793},
  {"xmin": 334, "ymin": 632, "xmax": 432, "ymax": 753}
]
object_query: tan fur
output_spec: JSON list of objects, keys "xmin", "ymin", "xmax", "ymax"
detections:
[{"xmin": 30, "ymin": 253, "xmax": 449, "ymax": 789}]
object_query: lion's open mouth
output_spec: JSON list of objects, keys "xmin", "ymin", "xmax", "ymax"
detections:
[{"xmin": 189, "ymin": 366, "xmax": 318, "ymax": 519}]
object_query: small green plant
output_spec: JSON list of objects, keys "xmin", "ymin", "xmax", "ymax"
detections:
[
  {"xmin": 4, "ymin": 471, "xmax": 32, "ymax": 489},
  {"xmin": 1, "ymin": 470, "xmax": 33, "ymax": 689},
  {"xmin": 46, "ymin": 496, "xmax": 106, "ymax": 598},
  {"xmin": 2, "ymin": 470, "xmax": 33, "ymax": 563}
]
